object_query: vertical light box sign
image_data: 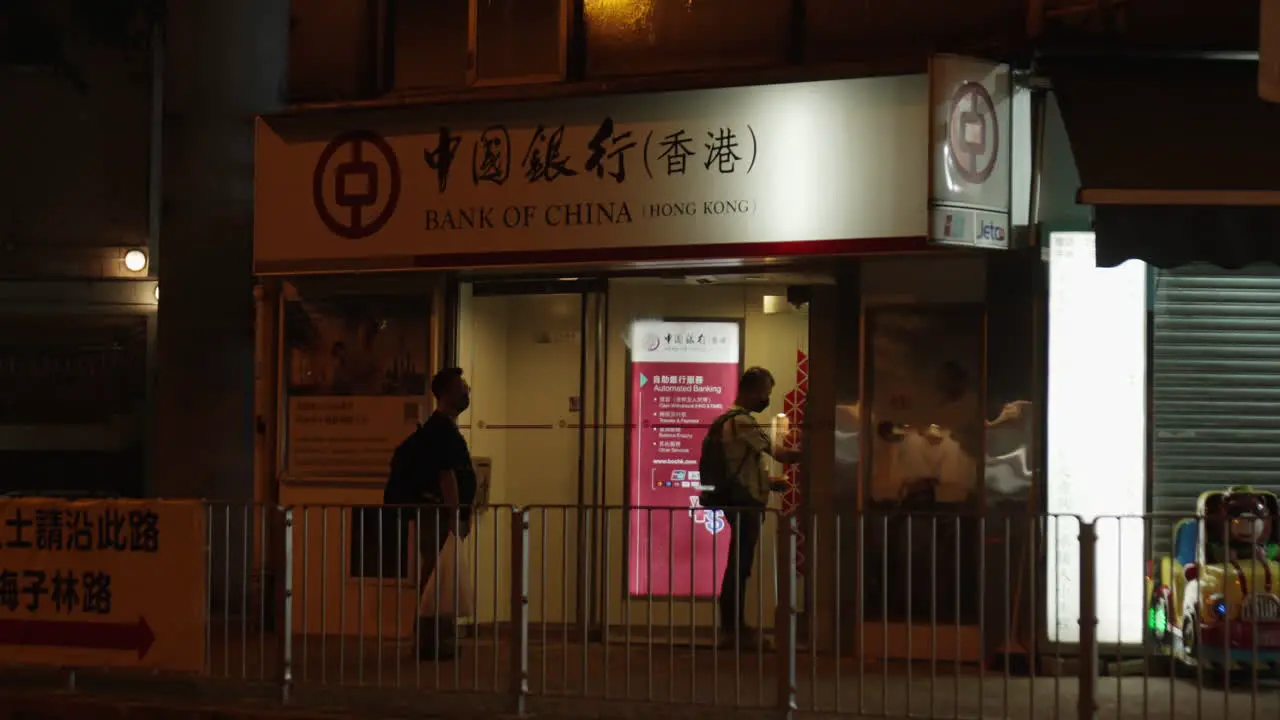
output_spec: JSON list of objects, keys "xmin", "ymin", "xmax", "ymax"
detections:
[
  {"xmin": 1046, "ymin": 232, "xmax": 1148, "ymax": 645},
  {"xmin": 628, "ymin": 320, "xmax": 741, "ymax": 597}
]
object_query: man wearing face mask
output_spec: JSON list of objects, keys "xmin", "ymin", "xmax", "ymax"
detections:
[
  {"xmin": 384, "ymin": 367, "xmax": 476, "ymax": 660},
  {"xmin": 704, "ymin": 366, "xmax": 802, "ymax": 648}
]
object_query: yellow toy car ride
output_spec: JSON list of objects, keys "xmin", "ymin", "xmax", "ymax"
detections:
[{"xmin": 1147, "ymin": 487, "xmax": 1280, "ymax": 670}]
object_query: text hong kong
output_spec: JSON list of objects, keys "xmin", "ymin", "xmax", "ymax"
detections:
[
  {"xmin": 415, "ymin": 118, "xmax": 759, "ymax": 232},
  {"xmin": 0, "ymin": 508, "xmax": 161, "ymax": 616}
]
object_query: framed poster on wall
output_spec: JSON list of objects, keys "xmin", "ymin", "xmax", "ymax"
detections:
[
  {"xmin": 626, "ymin": 319, "xmax": 742, "ymax": 598},
  {"xmin": 282, "ymin": 293, "xmax": 429, "ymax": 479}
]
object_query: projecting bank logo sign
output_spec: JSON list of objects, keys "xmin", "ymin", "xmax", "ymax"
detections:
[{"xmin": 927, "ymin": 55, "xmax": 1012, "ymax": 250}]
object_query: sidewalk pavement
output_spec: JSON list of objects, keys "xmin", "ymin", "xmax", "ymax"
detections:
[{"xmin": 2, "ymin": 639, "xmax": 1278, "ymax": 719}]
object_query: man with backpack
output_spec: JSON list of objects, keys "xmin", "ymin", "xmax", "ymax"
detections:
[
  {"xmin": 699, "ymin": 366, "xmax": 802, "ymax": 648},
  {"xmin": 383, "ymin": 367, "xmax": 477, "ymax": 661}
]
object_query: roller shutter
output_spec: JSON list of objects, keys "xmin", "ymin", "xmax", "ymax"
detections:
[{"xmin": 1151, "ymin": 264, "xmax": 1280, "ymax": 553}]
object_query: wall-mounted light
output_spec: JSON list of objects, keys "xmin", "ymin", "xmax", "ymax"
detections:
[
  {"xmin": 123, "ymin": 249, "xmax": 149, "ymax": 273},
  {"xmin": 153, "ymin": 285, "xmax": 160, "ymax": 301},
  {"xmin": 762, "ymin": 295, "xmax": 788, "ymax": 314}
]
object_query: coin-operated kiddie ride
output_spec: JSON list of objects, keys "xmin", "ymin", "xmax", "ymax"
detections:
[{"xmin": 1148, "ymin": 486, "xmax": 1280, "ymax": 671}]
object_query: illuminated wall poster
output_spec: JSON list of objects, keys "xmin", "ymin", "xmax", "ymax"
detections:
[
  {"xmin": 628, "ymin": 320, "xmax": 741, "ymax": 597},
  {"xmin": 282, "ymin": 292, "xmax": 429, "ymax": 478},
  {"xmin": 1046, "ymin": 231, "xmax": 1148, "ymax": 645}
]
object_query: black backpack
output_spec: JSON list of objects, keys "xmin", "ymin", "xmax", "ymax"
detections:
[
  {"xmin": 383, "ymin": 424, "xmax": 431, "ymax": 505},
  {"xmin": 697, "ymin": 409, "xmax": 753, "ymax": 509}
]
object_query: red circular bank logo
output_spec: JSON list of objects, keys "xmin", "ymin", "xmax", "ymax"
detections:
[
  {"xmin": 312, "ymin": 130, "xmax": 402, "ymax": 240},
  {"xmin": 946, "ymin": 82, "xmax": 999, "ymax": 185}
]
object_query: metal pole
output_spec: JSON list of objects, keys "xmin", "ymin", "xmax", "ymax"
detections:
[
  {"xmin": 277, "ymin": 506, "xmax": 294, "ymax": 703},
  {"xmin": 511, "ymin": 509, "xmax": 530, "ymax": 716},
  {"xmin": 1077, "ymin": 521, "xmax": 1098, "ymax": 720},
  {"xmin": 776, "ymin": 514, "xmax": 798, "ymax": 717},
  {"xmin": 143, "ymin": 14, "xmax": 164, "ymax": 500}
]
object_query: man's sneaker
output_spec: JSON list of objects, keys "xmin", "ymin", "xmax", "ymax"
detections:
[
  {"xmin": 418, "ymin": 644, "xmax": 457, "ymax": 662},
  {"xmin": 717, "ymin": 628, "xmax": 771, "ymax": 651},
  {"xmin": 416, "ymin": 619, "xmax": 457, "ymax": 662}
]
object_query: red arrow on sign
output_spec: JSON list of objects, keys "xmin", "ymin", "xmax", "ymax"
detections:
[{"xmin": 0, "ymin": 617, "xmax": 155, "ymax": 659}]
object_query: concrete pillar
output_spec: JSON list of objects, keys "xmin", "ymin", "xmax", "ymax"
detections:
[
  {"xmin": 155, "ymin": 1, "xmax": 289, "ymax": 500},
  {"xmin": 807, "ymin": 272, "xmax": 862, "ymax": 655}
]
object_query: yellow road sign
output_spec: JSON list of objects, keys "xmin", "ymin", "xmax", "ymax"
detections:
[{"xmin": 0, "ymin": 499, "xmax": 206, "ymax": 672}]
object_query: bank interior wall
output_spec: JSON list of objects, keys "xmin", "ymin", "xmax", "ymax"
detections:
[{"xmin": 456, "ymin": 280, "xmax": 810, "ymax": 630}]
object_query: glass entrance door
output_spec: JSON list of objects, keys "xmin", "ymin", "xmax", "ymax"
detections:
[
  {"xmin": 862, "ymin": 304, "xmax": 986, "ymax": 661},
  {"xmin": 457, "ymin": 280, "xmax": 606, "ymax": 633}
]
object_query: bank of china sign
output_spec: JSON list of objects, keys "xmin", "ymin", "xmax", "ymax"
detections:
[
  {"xmin": 254, "ymin": 76, "xmax": 937, "ymax": 268},
  {"xmin": 926, "ymin": 55, "xmax": 1014, "ymax": 250}
]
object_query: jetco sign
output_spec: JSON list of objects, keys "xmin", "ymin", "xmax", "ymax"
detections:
[{"xmin": 927, "ymin": 55, "xmax": 1013, "ymax": 250}]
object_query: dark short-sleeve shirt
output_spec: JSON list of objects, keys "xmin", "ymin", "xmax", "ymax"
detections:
[{"xmin": 383, "ymin": 411, "xmax": 477, "ymax": 518}]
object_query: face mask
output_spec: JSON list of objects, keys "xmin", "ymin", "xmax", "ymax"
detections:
[
  {"xmin": 750, "ymin": 397, "xmax": 770, "ymax": 413},
  {"xmin": 456, "ymin": 391, "xmax": 471, "ymax": 414}
]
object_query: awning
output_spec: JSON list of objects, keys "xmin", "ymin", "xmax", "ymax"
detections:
[{"xmin": 1049, "ymin": 58, "xmax": 1280, "ymax": 269}]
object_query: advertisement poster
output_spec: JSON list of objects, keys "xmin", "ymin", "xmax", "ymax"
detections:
[
  {"xmin": 283, "ymin": 292, "xmax": 429, "ymax": 477},
  {"xmin": 286, "ymin": 396, "xmax": 424, "ymax": 476},
  {"xmin": 628, "ymin": 320, "xmax": 740, "ymax": 597}
]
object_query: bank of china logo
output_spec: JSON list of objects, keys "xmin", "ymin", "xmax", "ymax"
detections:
[
  {"xmin": 946, "ymin": 81, "xmax": 999, "ymax": 186},
  {"xmin": 643, "ymin": 333, "xmax": 661, "ymax": 352},
  {"xmin": 688, "ymin": 497, "xmax": 726, "ymax": 536},
  {"xmin": 312, "ymin": 130, "xmax": 402, "ymax": 240}
]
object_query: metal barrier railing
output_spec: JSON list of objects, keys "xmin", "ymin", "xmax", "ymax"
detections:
[
  {"xmin": 11, "ymin": 499, "xmax": 1280, "ymax": 719},
  {"xmin": 205, "ymin": 502, "xmax": 288, "ymax": 688},
  {"xmin": 1087, "ymin": 513, "xmax": 1280, "ymax": 720},
  {"xmin": 287, "ymin": 505, "xmax": 514, "ymax": 694},
  {"xmin": 518, "ymin": 506, "xmax": 790, "ymax": 710}
]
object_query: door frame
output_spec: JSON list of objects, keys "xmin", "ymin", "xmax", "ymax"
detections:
[{"xmin": 454, "ymin": 275, "xmax": 609, "ymax": 635}]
